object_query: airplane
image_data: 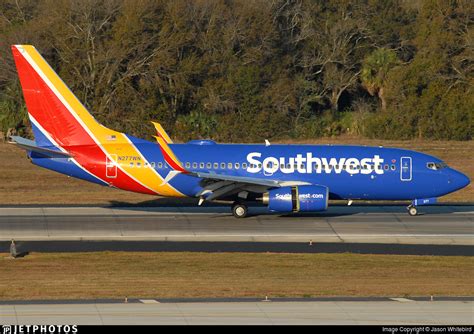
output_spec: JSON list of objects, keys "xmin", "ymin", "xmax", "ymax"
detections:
[{"xmin": 8, "ymin": 45, "xmax": 470, "ymax": 218}]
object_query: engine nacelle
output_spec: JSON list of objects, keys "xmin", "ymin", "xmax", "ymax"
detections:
[{"xmin": 263, "ymin": 185, "xmax": 329, "ymax": 213}]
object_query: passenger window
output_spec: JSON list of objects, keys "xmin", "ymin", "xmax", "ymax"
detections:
[
  {"xmin": 157, "ymin": 162, "xmax": 162, "ymax": 168},
  {"xmin": 221, "ymin": 163, "xmax": 226, "ymax": 169},
  {"xmin": 137, "ymin": 162, "xmax": 141, "ymax": 168},
  {"xmin": 242, "ymin": 163, "xmax": 248, "ymax": 169},
  {"xmin": 213, "ymin": 163, "xmax": 218, "ymax": 169},
  {"xmin": 200, "ymin": 162, "xmax": 204, "ymax": 169},
  {"xmin": 185, "ymin": 162, "xmax": 190, "ymax": 168},
  {"xmin": 235, "ymin": 163, "xmax": 240, "ymax": 169},
  {"xmin": 391, "ymin": 165, "xmax": 396, "ymax": 171},
  {"xmin": 151, "ymin": 162, "xmax": 155, "ymax": 168},
  {"xmin": 228, "ymin": 163, "xmax": 233, "ymax": 169},
  {"xmin": 206, "ymin": 162, "xmax": 211, "ymax": 169},
  {"xmin": 130, "ymin": 162, "xmax": 134, "ymax": 168},
  {"xmin": 384, "ymin": 165, "xmax": 389, "ymax": 170},
  {"xmin": 192, "ymin": 162, "xmax": 197, "ymax": 168}
]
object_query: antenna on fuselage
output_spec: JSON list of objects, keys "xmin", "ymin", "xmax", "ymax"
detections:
[{"xmin": 265, "ymin": 139, "xmax": 271, "ymax": 147}]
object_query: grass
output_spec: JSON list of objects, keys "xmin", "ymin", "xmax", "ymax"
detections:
[
  {"xmin": 0, "ymin": 138, "xmax": 472, "ymax": 205},
  {"xmin": 0, "ymin": 252, "xmax": 472, "ymax": 300}
]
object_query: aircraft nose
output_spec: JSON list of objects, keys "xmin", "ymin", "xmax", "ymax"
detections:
[{"xmin": 448, "ymin": 169, "xmax": 470, "ymax": 191}]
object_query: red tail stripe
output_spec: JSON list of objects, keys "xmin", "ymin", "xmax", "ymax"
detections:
[{"xmin": 12, "ymin": 46, "xmax": 156, "ymax": 195}]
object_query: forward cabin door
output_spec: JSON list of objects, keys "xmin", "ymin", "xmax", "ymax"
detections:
[
  {"xmin": 400, "ymin": 157, "xmax": 412, "ymax": 181},
  {"xmin": 106, "ymin": 154, "xmax": 118, "ymax": 178}
]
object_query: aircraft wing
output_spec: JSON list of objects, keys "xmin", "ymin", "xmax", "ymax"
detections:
[
  {"xmin": 194, "ymin": 171, "xmax": 280, "ymax": 187},
  {"xmin": 153, "ymin": 131, "xmax": 311, "ymax": 202},
  {"xmin": 191, "ymin": 171, "xmax": 310, "ymax": 202},
  {"xmin": 9, "ymin": 136, "xmax": 72, "ymax": 158}
]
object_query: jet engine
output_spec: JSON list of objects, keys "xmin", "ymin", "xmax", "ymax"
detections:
[{"xmin": 262, "ymin": 185, "xmax": 329, "ymax": 213}]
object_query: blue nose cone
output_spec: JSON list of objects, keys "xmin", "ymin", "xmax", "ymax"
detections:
[{"xmin": 449, "ymin": 169, "xmax": 470, "ymax": 192}]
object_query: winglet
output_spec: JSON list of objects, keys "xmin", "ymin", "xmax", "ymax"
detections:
[
  {"xmin": 153, "ymin": 135, "xmax": 187, "ymax": 173},
  {"xmin": 152, "ymin": 121, "xmax": 173, "ymax": 144}
]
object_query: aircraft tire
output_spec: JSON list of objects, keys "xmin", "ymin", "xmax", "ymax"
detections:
[
  {"xmin": 408, "ymin": 206, "xmax": 418, "ymax": 216},
  {"xmin": 232, "ymin": 203, "xmax": 248, "ymax": 218}
]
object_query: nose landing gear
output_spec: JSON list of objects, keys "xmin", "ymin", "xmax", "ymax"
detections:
[{"xmin": 407, "ymin": 205, "xmax": 418, "ymax": 216}]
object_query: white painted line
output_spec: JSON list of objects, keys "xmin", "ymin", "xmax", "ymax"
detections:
[
  {"xmin": 390, "ymin": 298, "xmax": 415, "ymax": 303},
  {"xmin": 1, "ymin": 234, "xmax": 472, "ymax": 238},
  {"xmin": 139, "ymin": 299, "xmax": 160, "ymax": 304}
]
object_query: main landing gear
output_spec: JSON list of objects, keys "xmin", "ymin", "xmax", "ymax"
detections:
[
  {"xmin": 232, "ymin": 202, "xmax": 248, "ymax": 218},
  {"xmin": 407, "ymin": 205, "xmax": 418, "ymax": 216}
]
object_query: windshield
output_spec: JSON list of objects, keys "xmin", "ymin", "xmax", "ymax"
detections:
[{"xmin": 426, "ymin": 162, "xmax": 448, "ymax": 170}]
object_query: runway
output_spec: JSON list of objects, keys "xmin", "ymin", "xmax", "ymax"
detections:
[
  {"xmin": 0, "ymin": 205, "xmax": 472, "ymax": 246},
  {"xmin": 1, "ymin": 240, "xmax": 473, "ymax": 256},
  {"xmin": 1, "ymin": 300, "xmax": 472, "ymax": 325}
]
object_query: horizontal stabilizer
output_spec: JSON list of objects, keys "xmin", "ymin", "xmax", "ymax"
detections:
[{"xmin": 9, "ymin": 136, "xmax": 71, "ymax": 158}]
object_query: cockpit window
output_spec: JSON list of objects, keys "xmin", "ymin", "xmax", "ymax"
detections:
[{"xmin": 427, "ymin": 162, "xmax": 448, "ymax": 170}]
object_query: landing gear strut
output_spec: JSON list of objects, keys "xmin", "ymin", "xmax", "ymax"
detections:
[
  {"xmin": 232, "ymin": 202, "xmax": 248, "ymax": 218},
  {"xmin": 407, "ymin": 205, "xmax": 418, "ymax": 216}
]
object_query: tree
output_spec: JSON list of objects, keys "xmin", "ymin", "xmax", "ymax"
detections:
[
  {"xmin": 0, "ymin": 0, "xmax": 471, "ymax": 141},
  {"xmin": 361, "ymin": 48, "xmax": 399, "ymax": 111}
]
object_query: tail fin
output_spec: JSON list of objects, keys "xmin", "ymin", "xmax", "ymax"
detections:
[
  {"xmin": 11, "ymin": 45, "xmax": 113, "ymax": 148},
  {"xmin": 11, "ymin": 45, "xmax": 184, "ymax": 197}
]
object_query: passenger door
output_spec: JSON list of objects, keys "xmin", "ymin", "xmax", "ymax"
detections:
[{"xmin": 400, "ymin": 157, "xmax": 412, "ymax": 181}]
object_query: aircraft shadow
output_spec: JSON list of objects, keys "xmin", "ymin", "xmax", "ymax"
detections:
[{"xmin": 106, "ymin": 199, "xmax": 473, "ymax": 218}]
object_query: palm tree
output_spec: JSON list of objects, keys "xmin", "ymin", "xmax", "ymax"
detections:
[{"xmin": 361, "ymin": 48, "xmax": 399, "ymax": 111}]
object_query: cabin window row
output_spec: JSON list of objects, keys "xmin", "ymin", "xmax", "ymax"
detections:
[{"xmin": 124, "ymin": 161, "xmax": 398, "ymax": 171}]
